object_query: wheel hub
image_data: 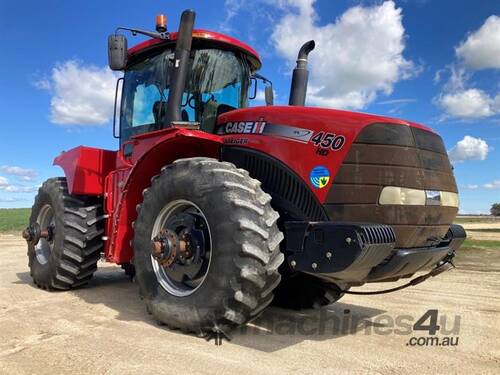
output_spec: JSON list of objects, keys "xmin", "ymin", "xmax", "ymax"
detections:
[
  {"xmin": 22, "ymin": 222, "xmax": 54, "ymax": 247},
  {"xmin": 150, "ymin": 200, "xmax": 212, "ymax": 297},
  {"xmin": 151, "ymin": 229, "xmax": 180, "ymax": 267}
]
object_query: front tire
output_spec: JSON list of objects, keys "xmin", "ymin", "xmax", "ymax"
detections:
[
  {"xmin": 28, "ymin": 178, "xmax": 104, "ymax": 290},
  {"xmin": 133, "ymin": 158, "xmax": 284, "ymax": 334}
]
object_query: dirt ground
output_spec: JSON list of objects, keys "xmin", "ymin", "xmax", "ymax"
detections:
[
  {"xmin": 460, "ymin": 221, "xmax": 500, "ymax": 241},
  {"xmin": 0, "ymin": 234, "xmax": 499, "ymax": 374}
]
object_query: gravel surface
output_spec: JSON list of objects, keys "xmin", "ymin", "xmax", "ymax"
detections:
[{"xmin": 0, "ymin": 234, "xmax": 499, "ymax": 374}]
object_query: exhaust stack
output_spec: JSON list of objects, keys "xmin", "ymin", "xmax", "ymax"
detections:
[
  {"xmin": 288, "ymin": 40, "xmax": 315, "ymax": 106},
  {"xmin": 165, "ymin": 9, "xmax": 196, "ymax": 125}
]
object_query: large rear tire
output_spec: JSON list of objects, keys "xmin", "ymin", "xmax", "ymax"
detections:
[
  {"xmin": 133, "ymin": 158, "xmax": 284, "ymax": 334},
  {"xmin": 27, "ymin": 178, "xmax": 104, "ymax": 290}
]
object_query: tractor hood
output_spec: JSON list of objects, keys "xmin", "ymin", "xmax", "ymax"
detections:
[{"xmin": 217, "ymin": 105, "xmax": 458, "ymax": 248}]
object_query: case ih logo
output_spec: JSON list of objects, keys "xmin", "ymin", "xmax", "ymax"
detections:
[{"xmin": 223, "ymin": 121, "xmax": 266, "ymax": 134}]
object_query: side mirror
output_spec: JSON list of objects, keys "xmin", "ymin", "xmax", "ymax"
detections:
[
  {"xmin": 265, "ymin": 85, "xmax": 274, "ymax": 106},
  {"xmin": 108, "ymin": 34, "xmax": 128, "ymax": 71}
]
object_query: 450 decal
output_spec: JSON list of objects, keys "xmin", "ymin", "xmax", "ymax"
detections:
[{"xmin": 310, "ymin": 132, "xmax": 346, "ymax": 155}]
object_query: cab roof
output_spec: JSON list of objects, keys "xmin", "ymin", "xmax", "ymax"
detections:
[{"xmin": 128, "ymin": 29, "xmax": 261, "ymax": 70}]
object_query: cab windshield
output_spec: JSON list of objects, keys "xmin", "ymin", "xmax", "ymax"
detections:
[{"xmin": 120, "ymin": 48, "xmax": 250, "ymax": 141}]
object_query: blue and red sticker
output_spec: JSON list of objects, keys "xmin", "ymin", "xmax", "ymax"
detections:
[{"xmin": 309, "ymin": 166, "xmax": 330, "ymax": 189}]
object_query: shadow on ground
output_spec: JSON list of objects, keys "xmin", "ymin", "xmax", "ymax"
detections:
[{"xmin": 15, "ymin": 265, "xmax": 387, "ymax": 352}]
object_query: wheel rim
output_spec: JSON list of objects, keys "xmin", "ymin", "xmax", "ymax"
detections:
[
  {"xmin": 151, "ymin": 199, "xmax": 212, "ymax": 297},
  {"xmin": 35, "ymin": 204, "xmax": 55, "ymax": 265}
]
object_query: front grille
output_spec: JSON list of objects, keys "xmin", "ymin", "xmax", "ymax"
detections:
[
  {"xmin": 360, "ymin": 224, "xmax": 396, "ymax": 245},
  {"xmin": 325, "ymin": 123, "xmax": 458, "ymax": 248}
]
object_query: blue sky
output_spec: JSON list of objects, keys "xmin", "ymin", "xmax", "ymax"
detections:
[{"xmin": 0, "ymin": 0, "xmax": 499, "ymax": 213}]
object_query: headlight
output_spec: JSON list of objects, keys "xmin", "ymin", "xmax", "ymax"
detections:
[
  {"xmin": 379, "ymin": 186, "xmax": 426, "ymax": 205},
  {"xmin": 379, "ymin": 186, "xmax": 459, "ymax": 207},
  {"xmin": 440, "ymin": 191, "xmax": 459, "ymax": 207}
]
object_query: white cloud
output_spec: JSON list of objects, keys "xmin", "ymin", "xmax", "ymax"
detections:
[
  {"xmin": 456, "ymin": 15, "xmax": 500, "ymax": 70},
  {"xmin": 0, "ymin": 197, "xmax": 17, "ymax": 203},
  {"xmin": 448, "ymin": 135, "xmax": 489, "ymax": 162},
  {"xmin": 435, "ymin": 16, "xmax": 500, "ymax": 119},
  {"xmin": 33, "ymin": 78, "xmax": 51, "ymax": 90},
  {"xmin": 463, "ymin": 180, "xmax": 500, "ymax": 190},
  {"xmin": 437, "ymin": 89, "xmax": 500, "ymax": 119},
  {"xmin": 252, "ymin": 88, "xmax": 278, "ymax": 105},
  {"xmin": 254, "ymin": 89, "xmax": 266, "ymax": 102},
  {"xmin": 377, "ymin": 98, "xmax": 416, "ymax": 105},
  {"xmin": 0, "ymin": 185, "xmax": 38, "ymax": 193},
  {"xmin": 483, "ymin": 180, "xmax": 500, "ymax": 189},
  {"xmin": 0, "ymin": 176, "xmax": 38, "ymax": 193},
  {"xmin": 0, "ymin": 166, "xmax": 37, "ymax": 181},
  {"xmin": 271, "ymin": 0, "xmax": 416, "ymax": 109},
  {"xmin": 221, "ymin": 0, "xmax": 245, "ymax": 32},
  {"xmin": 464, "ymin": 184, "xmax": 479, "ymax": 190},
  {"xmin": 36, "ymin": 60, "xmax": 120, "ymax": 126}
]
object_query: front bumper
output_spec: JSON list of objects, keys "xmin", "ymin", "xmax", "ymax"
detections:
[{"xmin": 284, "ymin": 222, "xmax": 466, "ymax": 283}]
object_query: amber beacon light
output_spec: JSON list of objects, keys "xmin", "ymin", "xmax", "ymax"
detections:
[{"xmin": 156, "ymin": 14, "xmax": 167, "ymax": 32}]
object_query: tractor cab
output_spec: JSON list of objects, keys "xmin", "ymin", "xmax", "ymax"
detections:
[
  {"xmin": 108, "ymin": 12, "xmax": 267, "ymax": 143},
  {"xmin": 121, "ymin": 44, "xmax": 251, "ymax": 140}
]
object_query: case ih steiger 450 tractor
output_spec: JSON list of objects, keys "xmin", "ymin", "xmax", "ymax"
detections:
[{"xmin": 23, "ymin": 10, "xmax": 466, "ymax": 334}]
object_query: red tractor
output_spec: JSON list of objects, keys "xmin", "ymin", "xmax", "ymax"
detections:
[{"xmin": 23, "ymin": 10, "xmax": 465, "ymax": 334}]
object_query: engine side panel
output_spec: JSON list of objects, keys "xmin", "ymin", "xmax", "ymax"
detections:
[{"xmin": 216, "ymin": 106, "xmax": 413, "ymax": 205}]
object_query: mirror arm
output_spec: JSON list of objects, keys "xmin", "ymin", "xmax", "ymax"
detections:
[
  {"xmin": 249, "ymin": 77, "xmax": 258, "ymax": 100},
  {"xmin": 252, "ymin": 73, "xmax": 272, "ymax": 86},
  {"xmin": 115, "ymin": 27, "xmax": 170, "ymax": 40}
]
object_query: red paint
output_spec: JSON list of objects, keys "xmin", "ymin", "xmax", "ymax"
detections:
[
  {"xmin": 128, "ymin": 29, "xmax": 261, "ymax": 68},
  {"xmin": 217, "ymin": 106, "xmax": 431, "ymax": 204},
  {"xmin": 53, "ymin": 146, "xmax": 116, "ymax": 196},
  {"xmin": 53, "ymin": 106, "xmax": 436, "ymax": 264},
  {"xmin": 54, "ymin": 106, "xmax": 436, "ymax": 264},
  {"xmin": 53, "ymin": 23, "xmax": 439, "ymax": 265},
  {"xmin": 54, "ymin": 126, "xmax": 223, "ymax": 263}
]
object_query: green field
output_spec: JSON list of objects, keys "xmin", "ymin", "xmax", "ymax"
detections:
[
  {"xmin": 462, "ymin": 238, "xmax": 500, "ymax": 249},
  {"xmin": 0, "ymin": 208, "xmax": 30, "ymax": 232}
]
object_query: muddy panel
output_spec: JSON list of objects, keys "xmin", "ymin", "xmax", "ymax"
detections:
[
  {"xmin": 343, "ymin": 144, "xmax": 420, "ymax": 167},
  {"xmin": 326, "ymin": 124, "xmax": 458, "ymax": 248},
  {"xmin": 419, "ymin": 149, "xmax": 454, "ymax": 172},
  {"xmin": 333, "ymin": 163, "xmax": 456, "ymax": 192},
  {"xmin": 325, "ymin": 205, "xmax": 458, "ymax": 226},
  {"xmin": 325, "ymin": 204, "xmax": 457, "ymax": 248},
  {"xmin": 390, "ymin": 225, "xmax": 452, "ymax": 248},
  {"xmin": 411, "ymin": 127, "xmax": 447, "ymax": 154},
  {"xmin": 355, "ymin": 123, "xmax": 414, "ymax": 146},
  {"xmin": 327, "ymin": 185, "xmax": 382, "ymax": 205}
]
